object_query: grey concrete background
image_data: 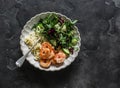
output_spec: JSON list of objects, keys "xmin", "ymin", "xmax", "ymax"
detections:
[{"xmin": 0, "ymin": 0, "xmax": 120, "ymax": 88}]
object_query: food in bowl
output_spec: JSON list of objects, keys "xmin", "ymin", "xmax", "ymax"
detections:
[{"xmin": 24, "ymin": 13, "xmax": 79, "ymax": 68}]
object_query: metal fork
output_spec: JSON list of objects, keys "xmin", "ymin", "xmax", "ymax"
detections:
[{"xmin": 15, "ymin": 38, "xmax": 40, "ymax": 67}]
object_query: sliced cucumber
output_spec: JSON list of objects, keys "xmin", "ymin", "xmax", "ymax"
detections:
[
  {"xmin": 71, "ymin": 38, "xmax": 78, "ymax": 45},
  {"xmin": 62, "ymin": 48, "xmax": 70, "ymax": 55}
]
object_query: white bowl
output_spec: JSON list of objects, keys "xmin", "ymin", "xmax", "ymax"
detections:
[{"xmin": 20, "ymin": 12, "xmax": 81, "ymax": 71}]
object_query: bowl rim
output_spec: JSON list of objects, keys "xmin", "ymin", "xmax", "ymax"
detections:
[{"xmin": 20, "ymin": 11, "xmax": 81, "ymax": 71}]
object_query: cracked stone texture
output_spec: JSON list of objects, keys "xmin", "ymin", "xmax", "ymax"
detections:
[{"xmin": 0, "ymin": 0, "xmax": 120, "ymax": 88}]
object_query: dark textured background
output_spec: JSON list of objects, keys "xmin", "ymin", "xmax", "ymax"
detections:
[{"xmin": 0, "ymin": 0, "xmax": 120, "ymax": 88}]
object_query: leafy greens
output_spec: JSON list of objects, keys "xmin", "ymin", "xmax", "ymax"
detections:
[{"xmin": 32, "ymin": 13, "xmax": 78, "ymax": 54}]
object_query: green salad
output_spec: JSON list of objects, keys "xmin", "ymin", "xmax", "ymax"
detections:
[{"xmin": 32, "ymin": 13, "xmax": 78, "ymax": 55}]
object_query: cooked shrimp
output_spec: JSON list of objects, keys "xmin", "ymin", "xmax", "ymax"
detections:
[
  {"xmin": 54, "ymin": 51, "xmax": 66, "ymax": 64},
  {"xmin": 48, "ymin": 50, "xmax": 55, "ymax": 59},
  {"xmin": 39, "ymin": 48, "xmax": 51, "ymax": 59},
  {"xmin": 42, "ymin": 42, "xmax": 53, "ymax": 51},
  {"xmin": 40, "ymin": 42, "xmax": 55, "ymax": 59},
  {"xmin": 40, "ymin": 59, "xmax": 51, "ymax": 68},
  {"xmin": 51, "ymin": 59, "xmax": 55, "ymax": 65}
]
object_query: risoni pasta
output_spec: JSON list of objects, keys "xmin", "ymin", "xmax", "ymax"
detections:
[{"xmin": 24, "ymin": 32, "xmax": 41, "ymax": 60}]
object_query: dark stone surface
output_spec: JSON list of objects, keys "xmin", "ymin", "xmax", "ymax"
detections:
[{"xmin": 0, "ymin": 0, "xmax": 120, "ymax": 88}]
